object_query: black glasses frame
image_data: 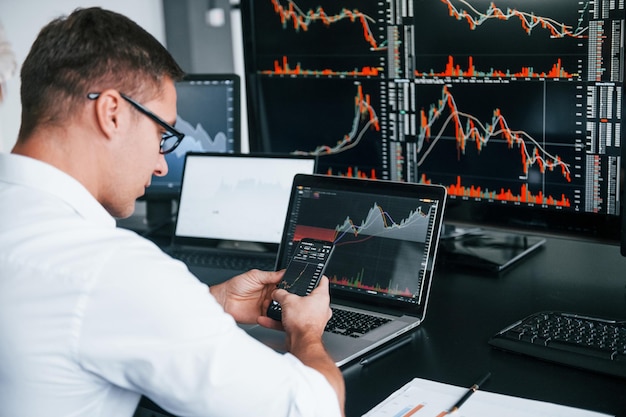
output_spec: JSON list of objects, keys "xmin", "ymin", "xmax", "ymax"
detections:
[{"xmin": 87, "ymin": 92, "xmax": 185, "ymax": 154}]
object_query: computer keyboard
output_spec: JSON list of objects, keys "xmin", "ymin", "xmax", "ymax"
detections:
[
  {"xmin": 325, "ymin": 308, "xmax": 391, "ymax": 338},
  {"xmin": 489, "ymin": 311, "xmax": 626, "ymax": 379},
  {"xmin": 169, "ymin": 249, "xmax": 276, "ymax": 271}
]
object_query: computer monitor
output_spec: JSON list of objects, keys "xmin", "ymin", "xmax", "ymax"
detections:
[
  {"xmin": 240, "ymin": 1, "xmax": 624, "ymax": 269},
  {"xmin": 142, "ymin": 73, "xmax": 240, "ymax": 228}
]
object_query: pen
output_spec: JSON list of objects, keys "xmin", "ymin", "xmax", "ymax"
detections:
[
  {"xmin": 359, "ymin": 335, "xmax": 413, "ymax": 366},
  {"xmin": 447, "ymin": 372, "xmax": 491, "ymax": 414}
]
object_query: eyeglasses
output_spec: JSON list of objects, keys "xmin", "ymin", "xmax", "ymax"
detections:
[{"xmin": 87, "ymin": 92, "xmax": 185, "ymax": 154}]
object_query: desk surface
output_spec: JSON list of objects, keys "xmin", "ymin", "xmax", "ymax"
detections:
[
  {"xmin": 137, "ymin": 236, "xmax": 626, "ymax": 417},
  {"xmin": 343, "ymin": 236, "xmax": 626, "ymax": 417}
]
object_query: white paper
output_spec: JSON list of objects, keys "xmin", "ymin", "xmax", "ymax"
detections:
[{"xmin": 362, "ymin": 377, "xmax": 612, "ymax": 417}]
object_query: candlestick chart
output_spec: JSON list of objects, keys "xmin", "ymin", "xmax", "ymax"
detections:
[
  {"xmin": 417, "ymin": 85, "xmax": 572, "ymax": 182},
  {"xmin": 241, "ymin": 0, "xmax": 624, "ymax": 246},
  {"xmin": 414, "ymin": 82, "xmax": 581, "ymax": 208},
  {"xmin": 409, "ymin": 0, "xmax": 623, "ymax": 219},
  {"xmin": 414, "ymin": 1, "xmax": 590, "ymax": 80},
  {"xmin": 270, "ymin": 0, "xmax": 386, "ymax": 53},
  {"xmin": 253, "ymin": 77, "xmax": 385, "ymax": 180},
  {"xmin": 439, "ymin": 0, "xmax": 589, "ymax": 38},
  {"xmin": 292, "ymin": 83, "xmax": 380, "ymax": 157}
]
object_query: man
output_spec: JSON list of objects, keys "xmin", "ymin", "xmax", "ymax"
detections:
[{"xmin": 0, "ymin": 7, "xmax": 344, "ymax": 417}]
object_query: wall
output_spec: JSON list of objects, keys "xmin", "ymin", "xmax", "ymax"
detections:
[
  {"xmin": 0, "ymin": 0, "xmax": 166, "ymax": 152},
  {"xmin": 161, "ymin": 0, "xmax": 245, "ymax": 149},
  {"xmin": 162, "ymin": 0, "xmax": 235, "ymax": 74}
]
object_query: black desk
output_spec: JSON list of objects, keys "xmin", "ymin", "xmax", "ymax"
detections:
[
  {"xmin": 136, "ymin": 237, "xmax": 626, "ymax": 417},
  {"xmin": 344, "ymin": 237, "xmax": 626, "ymax": 417}
]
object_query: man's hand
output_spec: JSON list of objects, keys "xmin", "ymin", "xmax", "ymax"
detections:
[
  {"xmin": 209, "ymin": 269, "xmax": 284, "ymax": 324},
  {"xmin": 266, "ymin": 276, "xmax": 333, "ymax": 347},
  {"xmin": 213, "ymin": 272, "xmax": 344, "ymax": 414},
  {"xmin": 265, "ymin": 276, "xmax": 344, "ymax": 413}
]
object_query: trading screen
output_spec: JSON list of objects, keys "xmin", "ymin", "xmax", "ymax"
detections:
[
  {"xmin": 243, "ymin": 0, "xmax": 624, "ymax": 221},
  {"xmin": 282, "ymin": 185, "xmax": 442, "ymax": 302}
]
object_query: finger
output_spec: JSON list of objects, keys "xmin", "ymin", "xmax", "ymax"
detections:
[
  {"xmin": 271, "ymin": 287, "xmax": 291, "ymax": 304},
  {"xmin": 273, "ymin": 276, "xmax": 328, "ymax": 303},
  {"xmin": 258, "ymin": 315, "xmax": 284, "ymax": 330},
  {"xmin": 252, "ymin": 269, "xmax": 285, "ymax": 286},
  {"xmin": 309, "ymin": 275, "xmax": 330, "ymax": 296}
]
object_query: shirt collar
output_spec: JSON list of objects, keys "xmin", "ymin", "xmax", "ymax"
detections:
[{"xmin": 0, "ymin": 152, "xmax": 116, "ymax": 228}]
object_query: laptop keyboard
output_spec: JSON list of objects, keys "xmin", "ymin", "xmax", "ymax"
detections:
[
  {"xmin": 169, "ymin": 249, "xmax": 276, "ymax": 271},
  {"xmin": 325, "ymin": 308, "xmax": 392, "ymax": 338}
]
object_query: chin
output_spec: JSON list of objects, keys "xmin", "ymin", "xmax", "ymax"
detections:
[
  {"xmin": 117, "ymin": 207, "xmax": 136, "ymax": 219},
  {"xmin": 103, "ymin": 200, "xmax": 136, "ymax": 220},
  {"xmin": 110, "ymin": 207, "xmax": 135, "ymax": 220}
]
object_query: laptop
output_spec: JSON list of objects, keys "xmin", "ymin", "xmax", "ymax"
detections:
[
  {"xmin": 246, "ymin": 174, "xmax": 447, "ymax": 367},
  {"xmin": 167, "ymin": 153, "xmax": 316, "ymax": 284}
]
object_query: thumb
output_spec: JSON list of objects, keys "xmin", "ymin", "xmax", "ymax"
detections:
[
  {"xmin": 309, "ymin": 275, "xmax": 330, "ymax": 297},
  {"xmin": 271, "ymin": 287, "xmax": 291, "ymax": 305}
]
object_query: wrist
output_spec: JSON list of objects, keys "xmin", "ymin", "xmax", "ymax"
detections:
[
  {"xmin": 286, "ymin": 330, "xmax": 325, "ymax": 354},
  {"xmin": 208, "ymin": 282, "xmax": 226, "ymax": 309}
]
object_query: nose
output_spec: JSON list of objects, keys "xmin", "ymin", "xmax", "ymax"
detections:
[{"xmin": 154, "ymin": 153, "xmax": 169, "ymax": 177}]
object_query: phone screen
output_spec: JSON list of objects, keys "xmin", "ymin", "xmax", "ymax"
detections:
[{"xmin": 267, "ymin": 238, "xmax": 335, "ymax": 321}]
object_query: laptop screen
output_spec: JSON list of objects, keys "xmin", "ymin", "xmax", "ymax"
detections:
[
  {"xmin": 175, "ymin": 153, "xmax": 316, "ymax": 245},
  {"xmin": 277, "ymin": 175, "xmax": 447, "ymax": 310}
]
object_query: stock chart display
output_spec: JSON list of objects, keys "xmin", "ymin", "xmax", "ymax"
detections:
[
  {"xmin": 283, "ymin": 188, "xmax": 440, "ymax": 301},
  {"xmin": 243, "ymin": 0, "xmax": 624, "ymax": 217}
]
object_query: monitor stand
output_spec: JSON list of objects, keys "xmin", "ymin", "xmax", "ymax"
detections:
[
  {"xmin": 437, "ymin": 225, "xmax": 546, "ymax": 273},
  {"xmin": 144, "ymin": 198, "xmax": 177, "ymax": 237}
]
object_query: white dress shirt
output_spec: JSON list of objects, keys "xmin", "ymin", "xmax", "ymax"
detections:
[{"xmin": 0, "ymin": 152, "xmax": 341, "ymax": 417}]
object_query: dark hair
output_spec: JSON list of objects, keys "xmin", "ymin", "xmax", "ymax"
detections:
[{"xmin": 18, "ymin": 7, "xmax": 184, "ymax": 141}]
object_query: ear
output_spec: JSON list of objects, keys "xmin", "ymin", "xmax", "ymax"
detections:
[{"xmin": 92, "ymin": 89, "xmax": 124, "ymax": 140}]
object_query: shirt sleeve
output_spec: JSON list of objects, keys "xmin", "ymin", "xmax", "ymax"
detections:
[{"xmin": 75, "ymin": 234, "xmax": 341, "ymax": 417}]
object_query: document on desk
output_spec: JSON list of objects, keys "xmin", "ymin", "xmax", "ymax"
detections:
[{"xmin": 362, "ymin": 377, "xmax": 612, "ymax": 417}]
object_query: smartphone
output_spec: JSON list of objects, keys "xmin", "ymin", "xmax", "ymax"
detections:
[{"xmin": 267, "ymin": 238, "xmax": 335, "ymax": 321}]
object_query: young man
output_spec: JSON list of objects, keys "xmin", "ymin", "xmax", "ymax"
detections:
[{"xmin": 0, "ymin": 7, "xmax": 344, "ymax": 417}]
